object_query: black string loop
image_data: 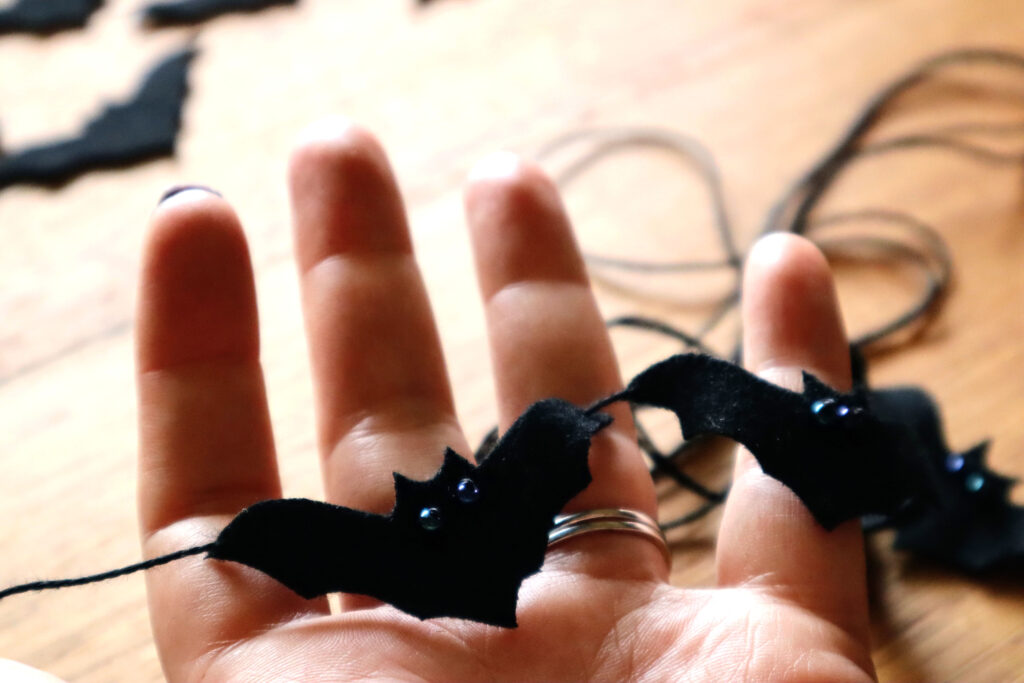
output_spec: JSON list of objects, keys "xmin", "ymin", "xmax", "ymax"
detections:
[{"xmin": 541, "ymin": 49, "xmax": 1024, "ymax": 531}]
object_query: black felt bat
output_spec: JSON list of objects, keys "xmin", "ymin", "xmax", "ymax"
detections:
[
  {"xmin": 866, "ymin": 387, "xmax": 1024, "ymax": 571},
  {"xmin": 140, "ymin": 0, "xmax": 297, "ymax": 26},
  {"xmin": 0, "ymin": 0, "xmax": 102, "ymax": 35},
  {"xmin": 623, "ymin": 353, "xmax": 933, "ymax": 530},
  {"xmin": 0, "ymin": 46, "xmax": 194, "ymax": 191},
  {"xmin": 207, "ymin": 399, "xmax": 610, "ymax": 628}
]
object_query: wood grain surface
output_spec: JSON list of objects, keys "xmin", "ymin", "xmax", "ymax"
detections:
[{"xmin": 1, "ymin": 0, "xmax": 1022, "ymax": 680}]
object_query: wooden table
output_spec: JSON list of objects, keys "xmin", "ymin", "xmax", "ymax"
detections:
[{"xmin": 1, "ymin": 0, "xmax": 1022, "ymax": 680}]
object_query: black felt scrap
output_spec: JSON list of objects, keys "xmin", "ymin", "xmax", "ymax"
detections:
[
  {"xmin": 867, "ymin": 387, "xmax": 1024, "ymax": 571},
  {"xmin": 0, "ymin": 0, "xmax": 102, "ymax": 35},
  {"xmin": 0, "ymin": 46, "xmax": 194, "ymax": 191},
  {"xmin": 140, "ymin": 0, "xmax": 297, "ymax": 26},
  {"xmin": 624, "ymin": 353, "xmax": 929, "ymax": 530},
  {"xmin": 208, "ymin": 399, "xmax": 610, "ymax": 628}
]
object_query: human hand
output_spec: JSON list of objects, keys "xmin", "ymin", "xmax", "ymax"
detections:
[{"xmin": 131, "ymin": 119, "xmax": 876, "ymax": 682}]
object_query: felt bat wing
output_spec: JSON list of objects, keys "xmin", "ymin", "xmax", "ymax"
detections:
[
  {"xmin": 140, "ymin": 0, "xmax": 297, "ymax": 27},
  {"xmin": 624, "ymin": 353, "xmax": 926, "ymax": 529},
  {"xmin": 868, "ymin": 387, "xmax": 1024, "ymax": 571},
  {"xmin": 0, "ymin": 0, "xmax": 102, "ymax": 35},
  {"xmin": 208, "ymin": 398, "xmax": 610, "ymax": 627},
  {"xmin": 0, "ymin": 46, "xmax": 194, "ymax": 191}
]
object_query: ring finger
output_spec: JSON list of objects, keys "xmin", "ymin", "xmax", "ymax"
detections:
[{"xmin": 464, "ymin": 152, "xmax": 664, "ymax": 581}]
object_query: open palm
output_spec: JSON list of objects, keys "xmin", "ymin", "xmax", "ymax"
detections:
[{"xmin": 9, "ymin": 120, "xmax": 878, "ymax": 682}]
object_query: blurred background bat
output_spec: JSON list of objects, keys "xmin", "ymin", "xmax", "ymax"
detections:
[
  {"xmin": 0, "ymin": 46, "xmax": 195, "ymax": 191},
  {"xmin": 140, "ymin": 0, "xmax": 297, "ymax": 27},
  {"xmin": 0, "ymin": 0, "xmax": 103, "ymax": 35}
]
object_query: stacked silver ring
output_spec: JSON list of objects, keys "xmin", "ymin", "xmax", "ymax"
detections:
[{"xmin": 548, "ymin": 508, "xmax": 671, "ymax": 565}]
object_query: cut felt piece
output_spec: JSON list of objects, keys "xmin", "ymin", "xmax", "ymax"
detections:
[
  {"xmin": 0, "ymin": 46, "xmax": 195, "ymax": 191},
  {"xmin": 209, "ymin": 399, "xmax": 610, "ymax": 628},
  {"xmin": 140, "ymin": 0, "xmax": 297, "ymax": 26},
  {"xmin": 866, "ymin": 387, "xmax": 1024, "ymax": 571},
  {"xmin": 0, "ymin": 0, "xmax": 103, "ymax": 35},
  {"xmin": 623, "ymin": 353, "xmax": 933, "ymax": 530}
]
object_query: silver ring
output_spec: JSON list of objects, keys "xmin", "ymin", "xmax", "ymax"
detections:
[{"xmin": 548, "ymin": 508, "xmax": 671, "ymax": 565}]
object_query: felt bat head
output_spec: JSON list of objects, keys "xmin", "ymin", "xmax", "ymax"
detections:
[
  {"xmin": 867, "ymin": 387, "xmax": 1024, "ymax": 571},
  {"xmin": 209, "ymin": 399, "xmax": 611, "ymax": 627},
  {"xmin": 625, "ymin": 353, "xmax": 931, "ymax": 529}
]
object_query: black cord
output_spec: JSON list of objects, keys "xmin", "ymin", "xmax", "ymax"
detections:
[
  {"xmin": 0, "ymin": 543, "xmax": 213, "ymax": 601},
  {"xmin": 807, "ymin": 209, "xmax": 953, "ymax": 350},
  {"xmin": 763, "ymin": 48, "xmax": 1024, "ymax": 239},
  {"xmin": 537, "ymin": 127, "xmax": 742, "ymax": 272},
  {"xmin": 606, "ymin": 315, "xmax": 716, "ymax": 355}
]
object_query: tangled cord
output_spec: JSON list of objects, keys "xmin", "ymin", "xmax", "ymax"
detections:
[{"xmin": 532, "ymin": 48, "xmax": 1024, "ymax": 531}]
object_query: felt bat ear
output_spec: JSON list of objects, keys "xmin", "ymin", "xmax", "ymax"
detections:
[
  {"xmin": 801, "ymin": 371, "xmax": 839, "ymax": 401},
  {"xmin": 955, "ymin": 440, "xmax": 1016, "ymax": 508},
  {"xmin": 441, "ymin": 446, "xmax": 472, "ymax": 471},
  {"xmin": 849, "ymin": 345, "xmax": 869, "ymax": 388},
  {"xmin": 963, "ymin": 440, "xmax": 991, "ymax": 460},
  {"xmin": 390, "ymin": 451, "xmax": 476, "ymax": 514},
  {"xmin": 391, "ymin": 473, "xmax": 419, "ymax": 507}
]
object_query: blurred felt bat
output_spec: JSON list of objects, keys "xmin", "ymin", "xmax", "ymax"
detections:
[
  {"xmin": 208, "ymin": 399, "xmax": 610, "ymax": 628},
  {"xmin": 623, "ymin": 353, "xmax": 933, "ymax": 529},
  {"xmin": 866, "ymin": 386, "xmax": 1024, "ymax": 571},
  {"xmin": 140, "ymin": 0, "xmax": 297, "ymax": 26},
  {"xmin": 0, "ymin": 0, "xmax": 102, "ymax": 35},
  {"xmin": 0, "ymin": 46, "xmax": 194, "ymax": 191}
]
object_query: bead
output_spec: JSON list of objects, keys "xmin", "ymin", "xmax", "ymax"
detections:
[
  {"xmin": 965, "ymin": 473, "xmax": 985, "ymax": 493},
  {"xmin": 945, "ymin": 454, "xmax": 965, "ymax": 473},
  {"xmin": 811, "ymin": 398, "xmax": 852, "ymax": 425},
  {"xmin": 419, "ymin": 507, "xmax": 442, "ymax": 531},
  {"xmin": 456, "ymin": 478, "xmax": 480, "ymax": 504}
]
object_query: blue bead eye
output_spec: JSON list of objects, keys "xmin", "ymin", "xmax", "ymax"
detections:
[
  {"xmin": 418, "ymin": 507, "xmax": 442, "ymax": 531},
  {"xmin": 965, "ymin": 473, "xmax": 985, "ymax": 493},
  {"xmin": 945, "ymin": 454, "xmax": 965, "ymax": 473},
  {"xmin": 456, "ymin": 478, "xmax": 480, "ymax": 504},
  {"xmin": 811, "ymin": 398, "xmax": 854, "ymax": 425}
]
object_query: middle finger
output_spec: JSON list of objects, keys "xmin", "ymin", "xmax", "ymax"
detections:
[
  {"xmin": 464, "ymin": 153, "xmax": 663, "ymax": 580},
  {"xmin": 289, "ymin": 119, "xmax": 470, "ymax": 515}
]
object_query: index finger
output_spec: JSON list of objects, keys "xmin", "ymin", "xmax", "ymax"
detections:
[{"xmin": 137, "ymin": 189, "xmax": 328, "ymax": 679}]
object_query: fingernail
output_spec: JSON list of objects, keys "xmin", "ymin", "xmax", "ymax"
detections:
[
  {"xmin": 296, "ymin": 116, "xmax": 357, "ymax": 146},
  {"xmin": 468, "ymin": 151, "xmax": 523, "ymax": 182},
  {"xmin": 158, "ymin": 184, "xmax": 222, "ymax": 206}
]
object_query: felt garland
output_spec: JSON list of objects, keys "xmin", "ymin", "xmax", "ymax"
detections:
[
  {"xmin": 1, "ymin": 48, "xmax": 1023, "ymax": 631},
  {"xmin": 0, "ymin": 356, "xmax": 938, "ymax": 626}
]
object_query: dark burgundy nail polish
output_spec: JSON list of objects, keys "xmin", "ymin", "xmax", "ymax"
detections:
[{"xmin": 158, "ymin": 184, "xmax": 222, "ymax": 205}]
